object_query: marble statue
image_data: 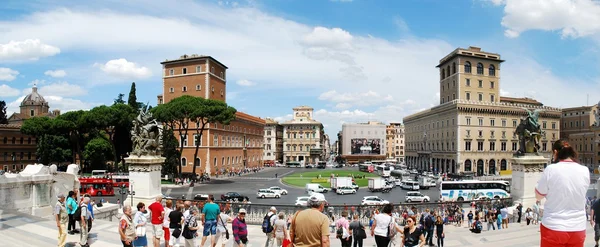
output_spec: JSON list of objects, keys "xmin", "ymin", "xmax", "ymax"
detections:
[
  {"xmin": 594, "ymin": 101, "xmax": 600, "ymax": 127},
  {"xmin": 130, "ymin": 106, "xmax": 163, "ymax": 157},
  {"xmin": 515, "ymin": 108, "xmax": 544, "ymax": 155}
]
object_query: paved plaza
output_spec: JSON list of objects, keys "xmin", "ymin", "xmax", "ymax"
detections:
[{"xmin": 1, "ymin": 210, "xmax": 599, "ymax": 247}]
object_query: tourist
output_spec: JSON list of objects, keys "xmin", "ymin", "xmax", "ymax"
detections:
[
  {"xmin": 349, "ymin": 214, "xmax": 365, "ymax": 247},
  {"xmin": 79, "ymin": 196, "xmax": 91, "ymax": 247},
  {"xmin": 183, "ymin": 207, "xmax": 200, "ymax": 247},
  {"xmin": 401, "ymin": 215, "xmax": 424, "ymax": 247},
  {"xmin": 55, "ymin": 193, "xmax": 68, "ymax": 247},
  {"xmin": 233, "ymin": 208, "xmax": 249, "ymax": 247},
  {"xmin": 516, "ymin": 203, "xmax": 523, "ymax": 224},
  {"xmin": 329, "ymin": 216, "xmax": 336, "ymax": 233},
  {"xmin": 201, "ymin": 195, "xmax": 220, "ymax": 247},
  {"xmin": 532, "ymin": 200, "xmax": 540, "ymax": 225},
  {"xmin": 273, "ymin": 212, "xmax": 288, "ymax": 247},
  {"xmin": 496, "ymin": 210, "xmax": 502, "ymax": 230},
  {"xmin": 134, "ymin": 202, "xmax": 149, "ymax": 247},
  {"xmin": 264, "ymin": 206, "xmax": 278, "ymax": 247},
  {"xmin": 435, "ymin": 215, "xmax": 445, "ymax": 247},
  {"xmin": 148, "ymin": 195, "xmax": 165, "ymax": 247},
  {"xmin": 119, "ymin": 205, "xmax": 136, "ymax": 247},
  {"xmin": 336, "ymin": 211, "xmax": 351, "ymax": 247},
  {"xmin": 591, "ymin": 197, "xmax": 600, "ymax": 247},
  {"xmin": 500, "ymin": 205, "xmax": 508, "ymax": 229},
  {"xmin": 423, "ymin": 210, "xmax": 435, "ymax": 246},
  {"xmin": 371, "ymin": 204, "xmax": 403, "ymax": 247},
  {"xmin": 486, "ymin": 211, "xmax": 495, "ymax": 231},
  {"xmin": 216, "ymin": 207, "xmax": 232, "ymax": 247},
  {"xmin": 66, "ymin": 191, "xmax": 78, "ymax": 235},
  {"xmin": 525, "ymin": 208, "xmax": 534, "ymax": 226},
  {"xmin": 183, "ymin": 200, "xmax": 192, "ymax": 218},
  {"xmin": 163, "ymin": 200, "xmax": 173, "ymax": 247},
  {"xmin": 168, "ymin": 204, "xmax": 184, "ymax": 247},
  {"xmin": 84, "ymin": 195, "xmax": 94, "ymax": 233},
  {"xmin": 535, "ymin": 140, "xmax": 589, "ymax": 246},
  {"xmin": 467, "ymin": 210, "xmax": 473, "ymax": 227},
  {"xmin": 469, "ymin": 217, "xmax": 482, "ymax": 234},
  {"xmin": 290, "ymin": 193, "xmax": 330, "ymax": 247}
]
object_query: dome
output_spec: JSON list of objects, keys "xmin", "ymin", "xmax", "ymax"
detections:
[{"xmin": 21, "ymin": 85, "xmax": 48, "ymax": 107}]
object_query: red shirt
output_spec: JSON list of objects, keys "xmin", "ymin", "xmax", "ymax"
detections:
[{"xmin": 148, "ymin": 202, "xmax": 164, "ymax": 224}]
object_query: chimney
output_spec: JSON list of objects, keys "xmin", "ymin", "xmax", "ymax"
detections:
[{"xmin": 468, "ymin": 46, "xmax": 481, "ymax": 52}]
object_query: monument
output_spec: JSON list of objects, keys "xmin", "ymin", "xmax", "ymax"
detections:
[
  {"xmin": 511, "ymin": 108, "xmax": 549, "ymax": 207},
  {"xmin": 124, "ymin": 106, "xmax": 165, "ymax": 207}
]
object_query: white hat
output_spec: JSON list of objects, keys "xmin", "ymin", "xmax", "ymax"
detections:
[
  {"xmin": 309, "ymin": 193, "xmax": 326, "ymax": 202},
  {"xmin": 239, "ymin": 208, "xmax": 247, "ymax": 214},
  {"xmin": 270, "ymin": 206, "xmax": 277, "ymax": 211}
]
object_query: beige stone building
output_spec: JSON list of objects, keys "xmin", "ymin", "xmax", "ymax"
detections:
[
  {"xmin": 281, "ymin": 106, "xmax": 325, "ymax": 165},
  {"xmin": 560, "ymin": 105, "xmax": 600, "ymax": 171},
  {"xmin": 404, "ymin": 46, "xmax": 561, "ymax": 175},
  {"xmin": 263, "ymin": 118, "xmax": 283, "ymax": 164},
  {"xmin": 386, "ymin": 123, "xmax": 405, "ymax": 163}
]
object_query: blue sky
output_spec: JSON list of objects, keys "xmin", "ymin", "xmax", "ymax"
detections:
[{"xmin": 1, "ymin": 0, "xmax": 600, "ymax": 139}]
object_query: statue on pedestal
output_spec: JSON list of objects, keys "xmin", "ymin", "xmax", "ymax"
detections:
[
  {"xmin": 130, "ymin": 106, "xmax": 163, "ymax": 157},
  {"xmin": 515, "ymin": 108, "xmax": 544, "ymax": 155}
]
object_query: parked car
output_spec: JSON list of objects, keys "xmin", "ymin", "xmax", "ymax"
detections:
[
  {"xmin": 305, "ymin": 164, "xmax": 314, "ymax": 169},
  {"xmin": 361, "ymin": 196, "xmax": 390, "ymax": 206},
  {"xmin": 295, "ymin": 196, "xmax": 310, "ymax": 206},
  {"xmin": 401, "ymin": 181, "xmax": 420, "ymax": 191},
  {"xmin": 257, "ymin": 189, "xmax": 281, "ymax": 199},
  {"xmin": 336, "ymin": 186, "xmax": 356, "ymax": 195},
  {"xmin": 268, "ymin": 186, "xmax": 288, "ymax": 195},
  {"xmin": 194, "ymin": 194, "xmax": 209, "ymax": 201},
  {"xmin": 405, "ymin": 192, "xmax": 430, "ymax": 203},
  {"xmin": 221, "ymin": 192, "xmax": 250, "ymax": 202}
]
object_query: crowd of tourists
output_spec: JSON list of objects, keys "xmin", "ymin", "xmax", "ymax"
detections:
[{"xmin": 54, "ymin": 190, "xmax": 96, "ymax": 247}]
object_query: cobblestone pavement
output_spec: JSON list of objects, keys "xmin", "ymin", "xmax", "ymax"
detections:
[{"xmin": 0, "ymin": 211, "xmax": 597, "ymax": 247}]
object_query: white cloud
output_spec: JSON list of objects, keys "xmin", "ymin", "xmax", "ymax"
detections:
[
  {"xmin": 319, "ymin": 90, "xmax": 394, "ymax": 108},
  {"xmin": 95, "ymin": 58, "xmax": 152, "ymax": 79},
  {"xmin": 301, "ymin": 27, "xmax": 353, "ymax": 49},
  {"xmin": 493, "ymin": 0, "xmax": 600, "ymax": 38},
  {"xmin": 0, "ymin": 84, "xmax": 21, "ymax": 97},
  {"xmin": 38, "ymin": 81, "xmax": 88, "ymax": 97},
  {"xmin": 6, "ymin": 94, "xmax": 99, "ymax": 116},
  {"xmin": 44, "ymin": 69, "xmax": 67, "ymax": 78},
  {"xmin": 236, "ymin": 79, "xmax": 256, "ymax": 87},
  {"xmin": 0, "ymin": 68, "xmax": 19, "ymax": 81},
  {"xmin": 500, "ymin": 89, "xmax": 511, "ymax": 96},
  {"xmin": 27, "ymin": 79, "xmax": 47, "ymax": 86},
  {"xmin": 0, "ymin": 39, "xmax": 60, "ymax": 61}
]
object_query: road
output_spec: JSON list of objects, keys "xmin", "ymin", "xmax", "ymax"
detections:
[{"xmin": 96, "ymin": 167, "xmax": 442, "ymax": 206}]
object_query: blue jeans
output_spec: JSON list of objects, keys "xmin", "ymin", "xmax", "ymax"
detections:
[{"xmin": 203, "ymin": 220, "xmax": 217, "ymax": 236}]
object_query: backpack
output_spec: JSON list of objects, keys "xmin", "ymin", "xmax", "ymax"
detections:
[
  {"xmin": 336, "ymin": 225, "xmax": 344, "ymax": 239},
  {"xmin": 262, "ymin": 214, "xmax": 275, "ymax": 233},
  {"xmin": 73, "ymin": 205, "xmax": 82, "ymax": 221},
  {"xmin": 424, "ymin": 215, "xmax": 434, "ymax": 229},
  {"xmin": 475, "ymin": 221, "xmax": 483, "ymax": 231}
]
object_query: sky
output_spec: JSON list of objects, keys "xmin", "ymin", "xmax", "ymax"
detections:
[{"xmin": 2, "ymin": 0, "xmax": 600, "ymax": 140}]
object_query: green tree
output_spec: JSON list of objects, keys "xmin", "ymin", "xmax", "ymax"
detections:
[
  {"xmin": 21, "ymin": 117, "xmax": 72, "ymax": 165},
  {"xmin": 114, "ymin": 93, "xmax": 126, "ymax": 105},
  {"xmin": 57, "ymin": 110, "xmax": 91, "ymax": 165},
  {"xmin": 152, "ymin": 95, "xmax": 236, "ymax": 183},
  {"xmin": 0, "ymin": 100, "xmax": 8, "ymax": 124},
  {"xmin": 161, "ymin": 127, "xmax": 180, "ymax": 178},
  {"xmin": 84, "ymin": 104, "xmax": 135, "ymax": 163},
  {"xmin": 128, "ymin": 82, "xmax": 137, "ymax": 110},
  {"xmin": 83, "ymin": 137, "xmax": 114, "ymax": 171}
]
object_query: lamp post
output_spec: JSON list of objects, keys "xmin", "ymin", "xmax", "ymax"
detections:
[{"xmin": 119, "ymin": 182, "xmax": 135, "ymax": 207}]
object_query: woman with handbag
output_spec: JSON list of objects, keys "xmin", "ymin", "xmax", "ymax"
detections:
[
  {"xmin": 133, "ymin": 202, "xmax": 149, "ymax": 247},
  {"xmin": 216, "ymin": 209, "xmax": 232, "ymax": 247},
  {"xmin": 168, "ymin": 204, "xmax": 184, "ymax": 247},
  {"xmin": 183, "ymin": 207, "xmax": 200, "ymax": 247},
  {"xmin": 349, "ymin": 214, "xmax": 366, "ymax": 247},
  {"xmin": 273, "ymin": 212, "xmax": 288, "ymax": 247},
  {"xmin": 370, "ymin": 204, "xmax": 404, "ymax": 247}
]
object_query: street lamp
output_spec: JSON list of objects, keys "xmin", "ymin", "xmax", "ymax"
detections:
[{"xmin": 119, "ymin": 182, "xmax": 136, "ymax": 207}]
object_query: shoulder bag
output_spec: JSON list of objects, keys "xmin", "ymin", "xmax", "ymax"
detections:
[
  {"xmin": 182, "ymin": 215, "xmax": 195, "ymax": 239},
  {"xmin": 357, "ymin": 222, "xmax": 367, "ymax": 239},
  {"xmin": 135, "ymin": 213, "xmax": 146, "ymax": 237},
  {"xmin": 387, "ymin": 215, "xmax": 396, "ymax": 238},
  {"xmin": 219, "ymin": 215, "xmax": 230, "ymax": 240}
]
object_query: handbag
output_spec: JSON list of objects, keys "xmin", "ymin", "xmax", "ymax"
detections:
[
  {"xmin": 136, "ymin": 226, "xmax": 146, "ymax": 237},
  {"xmin": 357, "ymin": 223, "xmax": 367, "ymax": 239},
  {"xmin": 182, "ymin": 216, "xmax": 195, "ymax": 239},
  {"xmin": 282, "ymin": 238, "xmax": 292, "ymax": 247},
  {"xmin": 387, "ymin": 216, "xmax": 396, "ymax": 238},
  {"xmin": 172, "ymin": 228, "xmax": 181, "ymax": 238},
  {"xmin": 219, "ymin": 215, "xmax": 230, "ymax": 240}
]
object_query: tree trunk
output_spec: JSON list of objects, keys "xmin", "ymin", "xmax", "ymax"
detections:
[{"xmin": 190, "ymin": 122, "xmax": 206, "ymax": 186}]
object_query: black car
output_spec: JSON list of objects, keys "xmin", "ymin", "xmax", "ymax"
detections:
[
  {"xmin": 194, "ymin": 194, "xmax": 209, "ymax": 201},
  {"xmin": 221, "ymin": 192, "xmax": 250, "ymax": 202}
]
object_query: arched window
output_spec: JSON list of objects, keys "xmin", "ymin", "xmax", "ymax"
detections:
[
  {"xmin": 464, "ymin": 159, "xmax": 472, "ymax": 171},
  {"xmin": 464, "ymin": 61, "xmax": 471, "ymax": 73},
  {"xmin": 441, "ymin": 68, "xmax": 445, "ymax": 80},
  {"xmin": 195, "ymin": 158, "xmax": 200, "ymax": 167},
  {"xmin": 477, "ymin": 63, "xmax": 484, "ymax": 75},
  {"xmin": 447, "ymin": 65, "xmax": 450, "ymax": 76},
  {"xmin": 500, "ymin": 159, "xmax": 507, "ymax": 171},
  {"xmin": 452, "ymin": 62, "xmax": 456, "ymax": 74},
  {"xmin": 489, "ymin": 64, "xmax": 496, "ymax": 76},
  {"xmin": 181, "ymin": 157, "xmax": 187, "ymax": 167}
]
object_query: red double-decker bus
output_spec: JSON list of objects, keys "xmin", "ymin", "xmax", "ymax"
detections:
[
  {"xmin": 79, "ymin": 177, "xmax": 115, "ymax": 196},
  {"xmin": 111, "ymin": 174, "xmax": 129, "ymax": 188}
]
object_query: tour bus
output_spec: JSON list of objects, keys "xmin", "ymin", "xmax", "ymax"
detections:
[
  {"xmin": 111, "ymin": 174, "xmax": 129, "ymax": 188},
  {"xmin": 440, "ymin": 180, "xmax": 510, "ymax": 202},
  {"xmin": 79, "ymin": 177, "xmax": 115, "ymax": 196},
  {"xmin": 359, "ymin": 162, "xmax": 374, "ymax": 172}
]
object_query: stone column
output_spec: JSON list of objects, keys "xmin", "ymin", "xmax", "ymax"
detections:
[
  {"xmin": 510, "ymin": 154, "xmax": 548, "ymax": 207},
  {"xmin": 124, "ymin": 155, "xmax": 165, "ymax": 207}
]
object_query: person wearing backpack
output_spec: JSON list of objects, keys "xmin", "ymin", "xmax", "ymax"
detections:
[
  {"xmin": 469, "ymin": 217, "xmax": 482, "ymax": 234},
  {"xmin": 66, "ymin": 191, "xmax": 79, "ymax": 235},
  {"xmin": 424, "ymin": 213, "xmax": 435, "ymax": 246},
  {"xmin": 263, "ymin": 207, "xmax": 278, "ymax": 247},
  {"xmin": 335, "ymin": 211, "xmax": 351, "ymax": 247}
]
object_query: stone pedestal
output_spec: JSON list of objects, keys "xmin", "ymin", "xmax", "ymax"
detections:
[
  {"xmin": 511, "ymin": 154, "xmax": 549, "ymax": 207},
  {"xmin": 124, "ymin": 156, "xmax": 164, "ymax": 208}
]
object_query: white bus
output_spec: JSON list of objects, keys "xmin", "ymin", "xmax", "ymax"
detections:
[{"xmin": 440, "ymin": 180, "xmax": 510, "ymax": 202}]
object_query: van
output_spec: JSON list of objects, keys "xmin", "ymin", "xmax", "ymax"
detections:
[
  {"xmin": 306, "ymin": 183, "xmax": 329, "ymax": 193},
  {"xmin": 401, "ymin": 181, "xmax": 420, "ymax": 191}
]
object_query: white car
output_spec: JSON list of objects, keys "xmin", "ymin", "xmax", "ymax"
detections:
[
  {"xmin": 295, "ymin": 196, "xmax": 310, "ymax": 206},
  {"xmin": 405, "ymin": 192, "xmax": 430, "ymax": 203},
  {"xmin": 268, "ymin": 186, "xmax": 288, "ymax": 195},
  {"xmin": 336, "ymin": 186, "xmax": 356, "ymax": 195},
  {"xmin": 257, "ymin": 189, "xmax": 281, "ymax": 199},
  {"xmin": 361, "ymin": 196, "xmax": 390, "ymax": 206}
]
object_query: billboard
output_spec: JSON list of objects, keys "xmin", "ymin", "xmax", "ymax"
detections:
[{"xmin": 350, "ymin": 138, "xmax": 381, "ymax": 154}]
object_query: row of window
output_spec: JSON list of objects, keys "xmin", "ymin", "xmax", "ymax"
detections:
[
  {"xmin": 563, "ymin": 120, "xmax": 588, "ymax": 129},
  {"xmin": 465, "ymin": 117, "xmax": 556, "ymax": 129},
  {"xmin": 168, "ymin": 85, "xmax": 224, "ymax": 96},
  {"xmin": 2, "ymin": 137, "xmax": 35, "ymax": 145},
  {"xmin": 3, "ymin": 152, "xmax": 34, "ymax": 161},
  {"xmin": 180, "ymin": 155, "xmax": 259, "ymax": 167},
  {"xmin": 286, "ymin": 132, "xmax": 317, "ymax": 139},
  {"xmin": 2, "ymin": 164, "xmax": 25, "ymax": 172},
  {"xmin": 464, "ymin": 140, "xmax": 549, "ymax": 152},
  {"xmin": 286, "ymin": 144, "xmax": 318, "ymax": 151},
  {"xmin": 167, "ymin": 66, "xmax": 225, "ymax": 79},
  {"xmin": 463, "ymin": 159, "xmax": 508, "ymax": 172},
  {"xmin": 440, "ymin": 62, "xmax": 496, "ymax": 80},
  {"xmin": 465, "ymin": 92, "xmax": 495, "ymax": 102},
  {"xmin": 179, "ymin": 134, "xmax": 262, "ymax": 148}
]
